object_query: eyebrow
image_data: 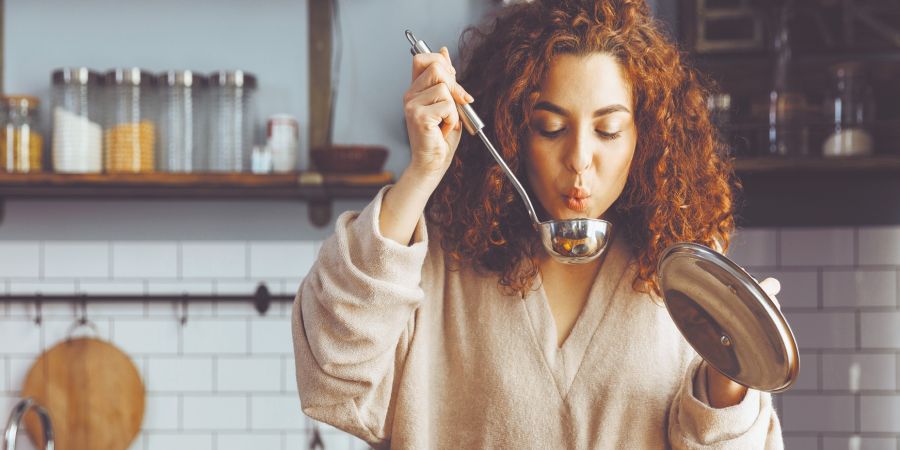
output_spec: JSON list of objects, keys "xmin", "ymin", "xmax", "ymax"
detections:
[{"xmin": 534, "ymin": 101, "xmax": 631, "ymax": 117}]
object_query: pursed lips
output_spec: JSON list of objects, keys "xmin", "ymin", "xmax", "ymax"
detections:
[{"xmin": 563, "ymin": 187, "xmax": 591, "ymax": 212}]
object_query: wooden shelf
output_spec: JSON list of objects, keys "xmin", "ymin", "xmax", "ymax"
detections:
[
  {"xmin": 0, "ymin": 171, "xmax": 394, "ymax": 226},
  {"xmin": 733, "ymin": 156, "xmax": 900, "ymax": 174},
  {"xmin": 2, "ymin": 159, "xmax": 897, "ymax": 228},
  {"xmin": 731, "ymin": 156, "xmax": 900, "ymax": 227}
]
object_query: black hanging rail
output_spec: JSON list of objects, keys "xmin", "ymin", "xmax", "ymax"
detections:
[{"xmin": 0, "ymin": 283, "xmax": 295, "ymax": 325}]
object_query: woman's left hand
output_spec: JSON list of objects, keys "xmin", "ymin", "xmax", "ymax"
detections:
[{"xmin": 704, "ymin": 277, "xmax": 781, "ymax": 408}]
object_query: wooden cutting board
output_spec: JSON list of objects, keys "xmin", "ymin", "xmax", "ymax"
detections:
[{"xmin": 21, "ymin": 337, "xmax": 145, "ymax": 450}]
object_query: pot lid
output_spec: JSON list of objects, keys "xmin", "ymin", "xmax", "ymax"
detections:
[{"xmin": 658, "ymin": 242, "xmax": 799, "ymax": 392}]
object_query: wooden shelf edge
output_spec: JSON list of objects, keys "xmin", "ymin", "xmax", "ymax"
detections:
[
  {"xmin": 0, "ymin": 171, "xmax": 394, "ymax": 200},
  {"xmin": 733, "ymin": 156, "xmax": 900, "ymax": 174}
]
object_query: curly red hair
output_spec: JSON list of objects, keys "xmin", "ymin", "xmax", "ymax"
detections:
[{"xmin": 426, "ymin": 0, "xmax": 738, "ymax": 297}]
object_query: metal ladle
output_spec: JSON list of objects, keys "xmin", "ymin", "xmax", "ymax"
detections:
[{"xmin": 405, "ymin": 30, "xmax": 612, "ymax": 264}]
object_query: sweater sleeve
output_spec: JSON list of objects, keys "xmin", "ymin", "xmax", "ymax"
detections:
[
  {"xmin": 291, "ymin": 185, "xmax": 430, "ymax": 447},
  {"xmin": 668, "ymin": 358, "xmax": 784, "ymax": 449}
]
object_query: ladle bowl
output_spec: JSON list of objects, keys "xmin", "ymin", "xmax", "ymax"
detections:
[{"xmin": 539, "ymin": 219, "xmax": 612, "ymax": 264}]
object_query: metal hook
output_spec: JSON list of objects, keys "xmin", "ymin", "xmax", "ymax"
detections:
[
  {"xmin": 78, "ymin": 296, "xmax": 88, "ymax": 326},
  {"xmin": 180, "ymin": 296, "xmax": 188, "ymax": 326},
  {"xmin": 309, "ymin": 421, "xmax": 325, "ymax": 450},
  {"xmin": 66, "ymin": 296, "xmax": 100, "ymax": 340},
  {"xmin": 34, "ymin": 296, "xmax": 42, "ymax": 327}
]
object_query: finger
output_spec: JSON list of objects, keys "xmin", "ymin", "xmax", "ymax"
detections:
[
  {"xmin": 409, "ymin": 97, "xmax": 459, "ymax": 137},
  {"xmin": 759, "ymin": 277, "xmax": 781, "ymax": 297},
  {"xmin": 439, "ymin": 46, "xmax": 456, "ymax": 74},
  {"xmin": 407, "ymin": 83, "xmax": 456, "ymax": 111},
  {"xmin": 411, "ymin": 52, "xmax": 456, "ymax": 82},
  {"xmin": 409, "ymin": 63, "xmax": 473, "ymax": 105}
]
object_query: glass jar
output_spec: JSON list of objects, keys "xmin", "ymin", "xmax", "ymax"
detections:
[
  {"xmin": 767, "ymin": 2, "xmax": 809, "ymax": 157},
  {"xmin": 101, "ymin": 68, "xmax": 157, "ymax": 173},
  {"xmin": 157, "ymin": 70, "xmax": 207, "ymax": 172},
  {"xmin": 822, "ymin": 62, "xmax": 875, "ymax": 158},
  {"xmin": 51, "ymin": 67, "xmax": 103, "ymax": 173},
  {"xmin": 206, "ymin": 70, "xmax": 258, "ymax": 172},
  {"xmin": 1, "ymin": 95, "xmax": 43, "ymax": 173}
]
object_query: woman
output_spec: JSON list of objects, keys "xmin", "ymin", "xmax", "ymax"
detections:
[{"xmin": 292, "ymin": 0, "xmax": 784, "ymax": 448}]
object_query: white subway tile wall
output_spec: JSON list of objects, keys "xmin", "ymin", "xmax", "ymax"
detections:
[{"xmin": 0, "ymin": 227, "xmax": 897, "ymax": 448}]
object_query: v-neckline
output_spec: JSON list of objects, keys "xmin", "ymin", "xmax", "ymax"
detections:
[{"xmin": 521, "ymin": 235, "xmax": 631, "ymax": 400}]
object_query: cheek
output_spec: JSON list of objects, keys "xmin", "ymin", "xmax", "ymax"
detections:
[
  {"xmin": 597, "ymin": 141, "xmax": 635, "ymax": 186},
  {"xmin": 524, "ymin": 142, "xmax": 556, "ymax": 186}
]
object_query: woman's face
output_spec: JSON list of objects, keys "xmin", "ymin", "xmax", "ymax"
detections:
[{"xmin": 525, "ymin": 52, "xmax": 637, "ymax": 222}]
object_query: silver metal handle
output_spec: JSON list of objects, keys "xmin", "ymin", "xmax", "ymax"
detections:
[
  {"xmin": 404, "ymin": 29, "xmax": 542, "ymax": 225},
  {"xmin": 4, "ymin": 398, "xmax": 54, "ymax": 450},
  {"xmin": 405, "ymin": 30, "xmax": 484, "ymax": 136}
]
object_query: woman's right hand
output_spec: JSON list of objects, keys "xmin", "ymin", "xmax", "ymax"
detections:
[{"xmin": 403, "ymin": 46, "xmax": 474, "ymax": 181}]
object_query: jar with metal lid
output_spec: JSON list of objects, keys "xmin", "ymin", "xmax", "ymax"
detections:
[
  {"xmin": 206, "ymin": 70, "xmax": 258, "ymax": 172},
  {"xmin": 101, "ymin": 68, "xmax": 157, "ymax": 173},
  {"xmin": 51, "ymin": 67, "xmax": 103, "ymax": 173},
  {"xmin": 157, "ymin": 70, "xmax": 207, "ymax": 172},
  {"xmin": 1, "ymin": 95, "xmax": 43, "ymax": 172}
]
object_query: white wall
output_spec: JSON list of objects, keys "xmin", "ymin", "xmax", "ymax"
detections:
[{"xmin": 730, "ymin": 227, "xmax": 900, "ymax": 450}]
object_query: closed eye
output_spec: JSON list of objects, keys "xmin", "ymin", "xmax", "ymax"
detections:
[
  {"xmin": 597, "ymin": 130, "xmax": 621, "ymax": 140},
  {"xmin": 538, "ymin": 128, "xmax": 565, "ymax": 138}
]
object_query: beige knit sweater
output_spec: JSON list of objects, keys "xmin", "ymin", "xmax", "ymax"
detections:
[{"xmin": 292, "ymin": 186, "xmax": 783, "ymax": 449}]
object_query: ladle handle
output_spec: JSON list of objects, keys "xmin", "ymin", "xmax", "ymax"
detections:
[
  {"xmin": 405, "ymin": 30, "xmax": 484, "ymax": 136},
  {"xmin": 404, "ymin": 29, "xmax": 543, "ymax": 226}
]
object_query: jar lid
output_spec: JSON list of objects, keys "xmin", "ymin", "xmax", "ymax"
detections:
[
  {"xmin": 157, "ymin": 70, "xmax": 207, "ymax": 87},
  {"xmin": 103, "ymin": 68, "xmax": 155, "ymax": 86},
  {"xmin": 52, "ymin": 67, "xmax": 100, "ymax": 85},
  {"xmin": 208, "ymin": 70, "xmax": 257, "ymax": 89},
  {"xmin": 2, "ymin": 95, "xmax": 40, "ymax": 110}
]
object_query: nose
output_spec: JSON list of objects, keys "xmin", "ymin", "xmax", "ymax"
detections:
[{"xmin": 565, "ymin": 126, "xmax": 594, "ymax": 174}]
